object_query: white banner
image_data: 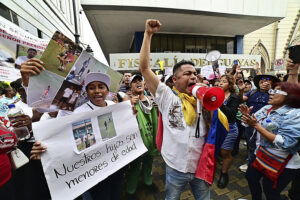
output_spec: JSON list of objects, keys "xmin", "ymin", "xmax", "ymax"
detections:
[
  {"xmin": 33, "ymin": 101, "xmax": 147, "ymax": 200},
  {"xmin": 110, "ymin": 53, "xmax": 261, "ymax": 71},
  {"xmin": 0, "ymin": 16, "xmax": 48, "ymax": 81}
]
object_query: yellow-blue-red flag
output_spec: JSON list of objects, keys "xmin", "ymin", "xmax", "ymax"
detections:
[{"xmin": 195, "ymin": 109, "xmax": 229, "ymax": 185}]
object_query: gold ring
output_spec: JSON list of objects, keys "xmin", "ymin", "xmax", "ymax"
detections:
[{"xmin": 27, "ymin": 62, "xmax": 31, "ymax": 65}]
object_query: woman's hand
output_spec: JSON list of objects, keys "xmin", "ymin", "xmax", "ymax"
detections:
[
  {"xmin": 10, "ymin": 114, "xmax": 32, "ymax": 131},
  {"xmin": 237, "ymin": 79, "xmax": 245, "ymax": 91},
  {"xmin": 30, "ymin": 142, "xmax": 47, "ymax": 160},
  {"xmin": 20, "ymin": 58, "xmax": 45, "ymax": 87},
  {"xmin": 239, "ymin": 104, "xmax": 253, "ymax": 116},
  {"xmin": 241, "ymin": 113, "xmax": 258, "ymax": 127}
]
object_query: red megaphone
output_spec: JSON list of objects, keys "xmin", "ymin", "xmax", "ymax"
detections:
[{"xmin": 190, "ymin": 85, "xmax": 225, "ymax": 111}]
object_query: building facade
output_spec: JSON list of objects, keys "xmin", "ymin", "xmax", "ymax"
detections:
[
  {"xmin": 243, "ymin": 0, "xmax": 300, "ymax": 73},
  {"xmin": 0, "ymin": 0, "xmax": 105, "ymax": 63},
  {"xmin": 82, "ymin": 0, "xmax": 289, "ymax": 75}
]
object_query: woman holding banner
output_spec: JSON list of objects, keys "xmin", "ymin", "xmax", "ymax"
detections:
[{"xmin": 20, "ymin": 59, "xmax": 125, "ymax": 200}]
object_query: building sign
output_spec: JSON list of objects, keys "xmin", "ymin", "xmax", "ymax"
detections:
[
  {"xmin": 273, "ymin": 59, "xmax": 284, "ymax": 71},
  {"xmin": 110, "ymin": 53, "xmax": 261, "ymax": 71}
]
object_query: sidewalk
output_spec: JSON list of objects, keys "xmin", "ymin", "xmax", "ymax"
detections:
[{"xmin": 123, "ymin": 139, "xmax": 291, "ymax": 200}]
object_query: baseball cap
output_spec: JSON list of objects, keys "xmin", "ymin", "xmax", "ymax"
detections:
[{"xmin": 130, "ymin": 74, "xmax": 144, "ymax": 86}]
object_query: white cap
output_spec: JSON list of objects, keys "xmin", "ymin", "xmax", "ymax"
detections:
[
  {"xmin": 130, "ymin": 74, "xmax": 144, "ymax": 85},
  {"xmin": 84, "ymin": 72, "xmax": 110, "ymax": 89}
]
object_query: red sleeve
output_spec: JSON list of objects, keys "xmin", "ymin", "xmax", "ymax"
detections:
[{"xmin": 0, "ymin": 153, "xmax": 12, "ymax": 187}]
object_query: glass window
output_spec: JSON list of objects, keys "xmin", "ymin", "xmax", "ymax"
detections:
[
  {"xmin": 217, "ymin": 38, "xmax": 226, "ymax": 53},
  {"xmin": 148, "ymin": 34, "xmax": 235, "ymax": 54},
  {"xmin": 11, "ymin": 11, "xmax": 19, "ymax": 25},
  {"xmin": 17, "ymin": 16, "xmax": 38, "ymax": 37},
  {"xmin": 185, "ymin": 37, "xmax": 195, "ymax": 52},
  {"xmin": 41, "ymin": 32, "xmax": 51, "ymax": 40},
  {"xmin": 226, "ymin": 40, "xmax": 234, "ymax": 54},
  {"xmin": 161, "ymin": 35, "xmax": 168, "ymax": 52},
  {"xmin": 151, "ymin": 36, "xmax": 162, "ymax": 52},
  {"xmin": 173, "ymin": 36, "xmax": 183, "ymax": 52},
  {"xmin": 0, "ymin": 3, "xmax": 12, "ymax": 21},
  {"xmin": 166, "ymin": 36, "xmax": 173, "ymax": 52},
  {"xmin": 196, "ymin": 38, "xmax": 206, "ymax": 53}
]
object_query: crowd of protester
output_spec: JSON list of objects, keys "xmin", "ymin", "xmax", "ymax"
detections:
[{"xmin": 0, "ymin": 19, "xmax": 299, "ymax": 200}]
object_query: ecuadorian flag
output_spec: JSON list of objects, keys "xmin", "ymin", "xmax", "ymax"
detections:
[{"xmin": 195, "ymin": 109, "xmax": 229, "ymax": 185}]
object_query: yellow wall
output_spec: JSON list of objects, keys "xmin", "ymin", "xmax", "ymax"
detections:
[{"xmin": 243, "ymin": 0, "xmax": 300, "ymax": 70}]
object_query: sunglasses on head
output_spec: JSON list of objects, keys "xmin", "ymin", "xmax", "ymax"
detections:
[{"xmin": 268, "ymin": 89, "xmax": 288, "ymax": 96}]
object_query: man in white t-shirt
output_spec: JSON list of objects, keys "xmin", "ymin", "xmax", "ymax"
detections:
[
  {"xmin": 139, "ymin": 19, "xmax": 210, "ymax": 200},
  {"xmin": 15, "ymin": 48, "xmax": 37, "ymax": 69}
]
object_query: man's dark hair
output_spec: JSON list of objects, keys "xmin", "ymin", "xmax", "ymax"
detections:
[
  {"xmin": 28, "ymin": 48, "xmax": 37, "ymax": 52},
  {"xmin": 172, "ymin": 60, "xmax": 195, "ymax": 75}
]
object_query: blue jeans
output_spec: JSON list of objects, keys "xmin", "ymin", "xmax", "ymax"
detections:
[{"xmin": 165, "ymin": 165, "xmax": 210, "ymax": 200}]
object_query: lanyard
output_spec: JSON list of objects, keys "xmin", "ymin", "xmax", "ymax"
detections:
[{"xmin": 86, "ymin": 103, "xmax": 94, "ymax": 110}]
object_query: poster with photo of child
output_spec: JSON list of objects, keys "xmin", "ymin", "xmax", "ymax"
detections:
[
  {"xmin": 27, "ymin": 70, "xmax": 65, "ymax": 108},
  {"xmin": 39, "ymin": 31, "xmax": 82, "ymax": 77},
  {"xmin": 51, "ymin": 80, "xmax": 82, "ymax": 111},
  {"xmin": 27, "ymin": 31, "xmax": 123, "ymax": 110},
  {"xmin": 71, "ymin": 118, "xmax": 96, "ymax": 153},
  {"xmin": 65, "ymin": 50, "xmax": 98, "ymax": 84}
]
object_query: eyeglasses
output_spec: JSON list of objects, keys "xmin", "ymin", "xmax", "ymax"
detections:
[
  {"xmin": 268, "ymin": 89, "xmax": 288, "ymax": 96},
  {"xmin": 260, "ymin": 77, "xmax": 270, "ymax": 81}
]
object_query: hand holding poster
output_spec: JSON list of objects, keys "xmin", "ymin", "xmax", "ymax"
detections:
[
  {"xmin": 33, "ymin": 101, "xmax": 147, "ymax": 200},
  {"xmin": 27, "ymin": 31, "xmax": 123, "ymax": 111},
  {"xmin": 0, "ymin": 16, "xmax": 48, "ymax": 81}
]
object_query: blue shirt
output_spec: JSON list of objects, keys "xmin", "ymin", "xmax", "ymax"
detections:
[
  {"xmin": 255, "ymin": 105, "xmax": 300, "ymax": 154},
  {"xmin": 246, "ymin": 90, "xmax": 269, "ymax": 114}
]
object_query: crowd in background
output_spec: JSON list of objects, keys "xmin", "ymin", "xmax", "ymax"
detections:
[{"xmin": 0, "ymin": 19, "xmax": 299, "ymax": 200}]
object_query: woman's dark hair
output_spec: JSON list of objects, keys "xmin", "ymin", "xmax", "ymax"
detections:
[
  {"xmin": 276, "ymin": 82, "xmax": 300, "ymax": 108},
  {"xmin": 221, "ymin": 75, "xmax": 235, "ymax": 93}
]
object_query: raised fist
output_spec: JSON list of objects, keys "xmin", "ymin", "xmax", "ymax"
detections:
[{"xmin": 145, "ymin": 19, "xmax": 161, "ymax": 35}]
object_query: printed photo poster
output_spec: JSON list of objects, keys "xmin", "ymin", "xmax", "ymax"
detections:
[
  {"xmin": 33, "ymin": 101, "xmax": 148, "ymax": 200},
  {"xmin": 39, "ymin": 31, "xmax": 82, "ymax": 77},
  {"xmin": 27, "ymin": 70, "xmax": 65, "ymax": 108},
  {"xmin": 0, "ymin": 16, "xmax": 48, "ymax": 81},
  {"xmin": 64, "ymin": 50, "xmax": 123, "ymax": 93},
  {"xmin": 27, "ymin": 31, "xmax": 123, "ymax": 110},
  {"xmin": 15, "ymin": 44, "xmax": 43, "ymax": 69},
  {"xmin": 64, "ymin": 50, "xmax": 99, "ymax": 85},
  {"xmin": 71, "ymin": 118, "xmax": 96, "ymax": 153},
  {"xmin": 51, "ymin": 80, "xmax": 82, "ymax": 111}
]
